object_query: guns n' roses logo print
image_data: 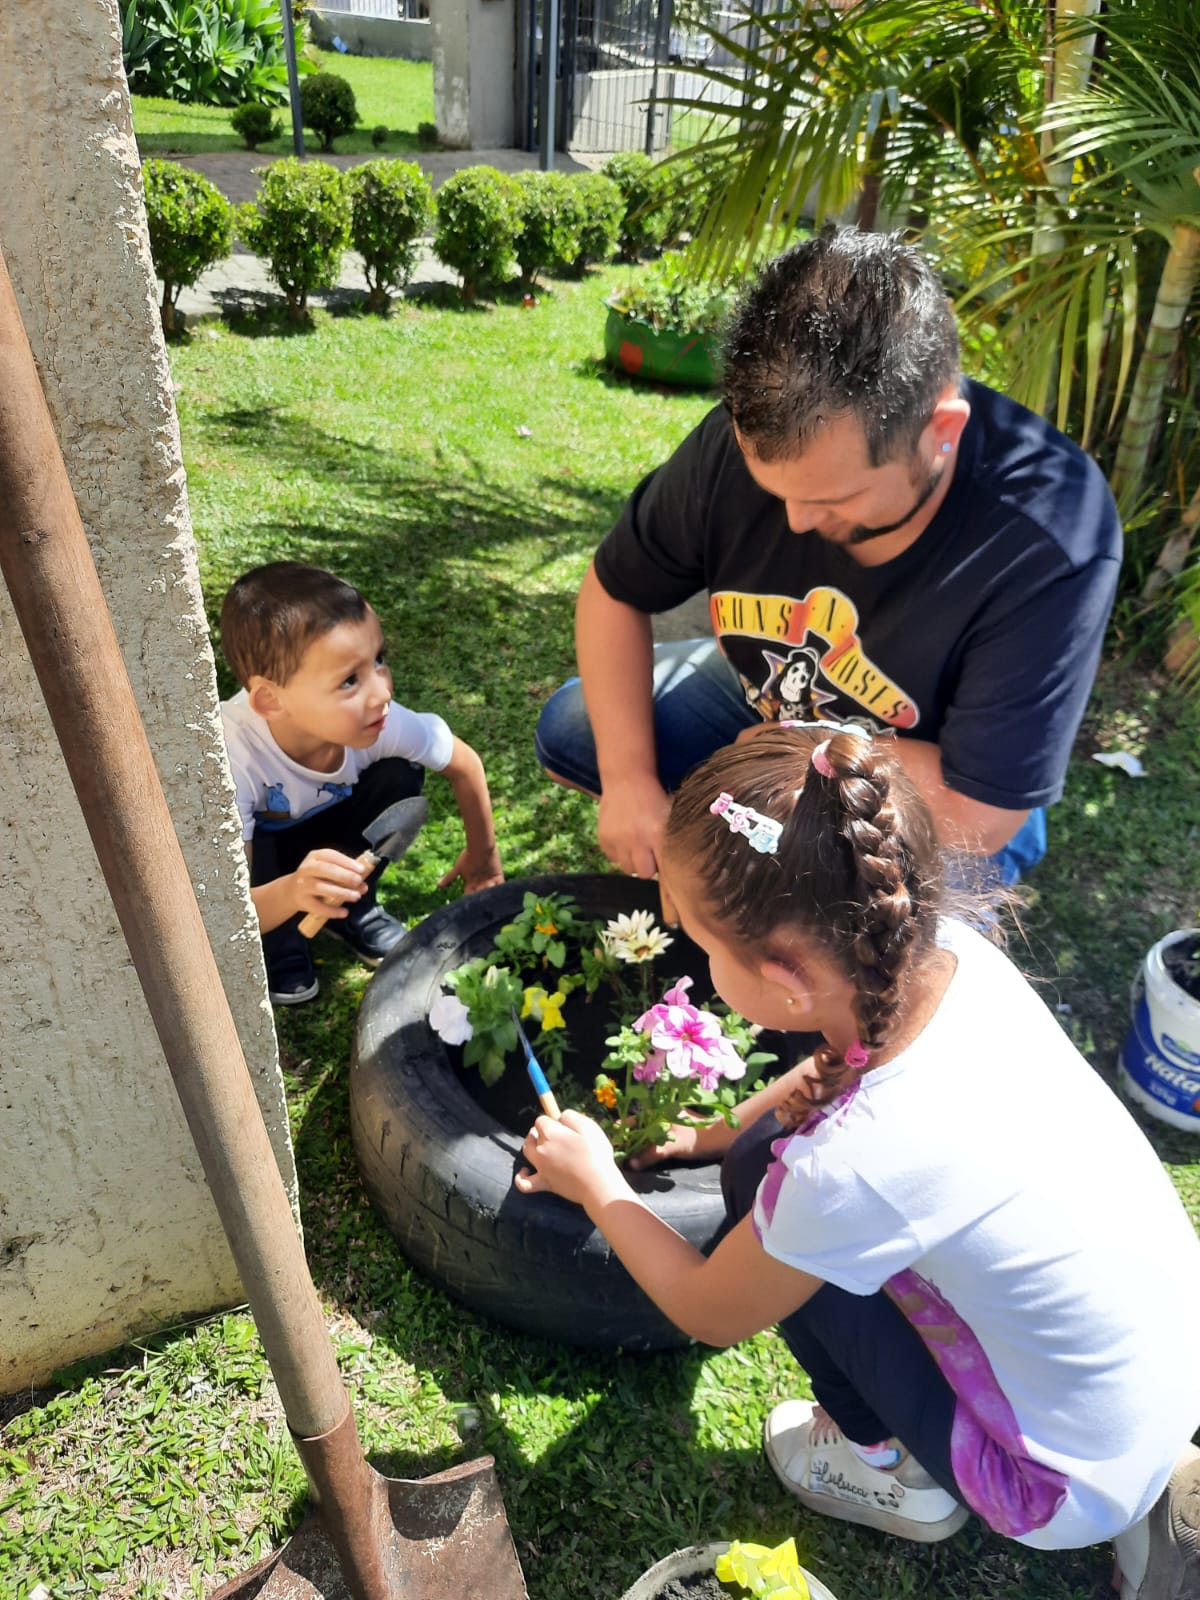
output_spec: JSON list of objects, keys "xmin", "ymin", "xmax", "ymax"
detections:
[{"xmin": 710, "ymin": 586, "xmax": 918, "ymax": 731}]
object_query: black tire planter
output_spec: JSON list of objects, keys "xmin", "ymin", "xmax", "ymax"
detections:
[{"xmin": 352, "ymin": 873, "xmax": 774, "ymax": 1351}]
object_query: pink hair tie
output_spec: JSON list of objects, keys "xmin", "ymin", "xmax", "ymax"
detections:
[
  {"xmin": 844, "ymin": 1041, "xmax": 870, "ymax": 1071},
  {"xmin": 811, "ymin": 740, "xmax": 835, "ymax": 778}
]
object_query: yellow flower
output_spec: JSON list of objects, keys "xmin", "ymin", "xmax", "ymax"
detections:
[
  {"xmin": 523, "ymin": 984, "xmax": 568, "ymax": 1031},
  {"xmin": 521, "ymin": 985, "xmax": 547, "ymax": 1021},
  {"xmin": 540, "ymin": 993, "xmax": 566, "ymax": 1031}
]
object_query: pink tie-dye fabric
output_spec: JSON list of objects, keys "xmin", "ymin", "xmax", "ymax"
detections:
[
  {"xmin": 752, "ymin": 1087, "xmax": 1069, "ymax": 1537},
  {"xmin": 885, "ymin": 1268, "xmax": 1069, "ymax": 1535}
]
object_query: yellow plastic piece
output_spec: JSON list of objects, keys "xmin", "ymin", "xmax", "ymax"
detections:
[{"xmin": 715, "ymin": 1538, "xmax": 811, "ymax": 1599}]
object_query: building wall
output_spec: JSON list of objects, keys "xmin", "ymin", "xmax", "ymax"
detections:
[
  {"xmin": 432, "ymin": 0, "xmax": 516, "ymax": 148},
  {"xmin": 309, "ymin": 9, "xmax": 433, "ymax": 62},
  {"xmin": 0, "ymin": 0, "xmax": 296, "ymax": 1392}
]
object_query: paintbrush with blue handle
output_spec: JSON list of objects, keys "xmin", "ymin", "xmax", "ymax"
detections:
[{"xmin": 511, "ymin": 1007, "xmax": 561, "ymax": 1119}]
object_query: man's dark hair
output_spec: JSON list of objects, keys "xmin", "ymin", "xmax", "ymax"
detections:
[
  {"xmin": 723, "ymin": 224, "xmax": 961, "ymax": 465},
  {"xmin": 219, "ymin": 561, "xmax": 369, "ymax": 687}
]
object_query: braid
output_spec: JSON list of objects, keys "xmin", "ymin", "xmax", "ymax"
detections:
[
  {"xmin": 838, "ymin": 753, "xmax": 918, "ymax": 1055},
  {"xmin": 776, "ymin": 735, "xmax": 930, "ymax": 1128}
]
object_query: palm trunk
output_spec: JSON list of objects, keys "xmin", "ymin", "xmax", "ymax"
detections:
[
  {"xmin": 1142, "ymin": 475, "xmax": 1200, "ymax": 602},
  {"xmin": 1111, "ymin": 219, "xmax": 1200, "ymax": 511},
  {"xmin": 856, "ymin": 125, "xmax": 889, "ymax": 231}
]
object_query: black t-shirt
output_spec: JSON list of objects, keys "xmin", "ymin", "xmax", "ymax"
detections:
[{"xmin": 594, "ymin": 380, "xmax": 1121, "ymax": 811}]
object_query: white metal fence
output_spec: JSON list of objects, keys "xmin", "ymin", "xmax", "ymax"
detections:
[{"xmin": 316, "ymin": 0, "xmax": 428, "ymax": 18}]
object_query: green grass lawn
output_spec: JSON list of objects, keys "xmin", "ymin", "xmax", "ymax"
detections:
[
  {"xmin": 1, "ymin": 272, "xmax": 1198, "ymax": 1600},
  {"xmin": 132, "ymin": 47, "xmax": 434, "ymax": 156}
]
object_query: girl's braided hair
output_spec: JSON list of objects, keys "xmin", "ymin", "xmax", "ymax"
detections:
[{"xmin": 665, "ymin": 725, "xmax": 942, "ymax": 1127}]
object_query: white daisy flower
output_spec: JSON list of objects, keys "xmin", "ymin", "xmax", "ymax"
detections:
[{"xmin": 602, "ymin": 909, "xmax": 674, "ymax": 964}]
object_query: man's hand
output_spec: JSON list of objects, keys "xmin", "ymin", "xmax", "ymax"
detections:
[
  {"xmin": 439, "ymin": 844, "xmax": 505, "ymax": 895},
  {"xmin": 513, "ymin": 1110, "xmax": 626, "ymax": 1208},
  {"xmin": 596, "ymin": 773, "xmax": 672, "ymax": 879}
]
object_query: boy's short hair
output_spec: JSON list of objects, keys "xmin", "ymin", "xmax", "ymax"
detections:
[{"xmin": 220, "ymin": 561, "xmax": 369, "ymax": 688}]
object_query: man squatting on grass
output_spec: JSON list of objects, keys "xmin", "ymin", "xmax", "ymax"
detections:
[
  {"xmin": 219, "ymin": 562, "xmax": 503, "ymax": 1006},
  {"xmin": 534, "ymin": 224, "xmax": 1123, "ymax": 892}
]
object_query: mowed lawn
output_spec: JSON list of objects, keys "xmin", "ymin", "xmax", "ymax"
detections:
[
  {"xmin": 1, "ymin": 275, "xmax": 1198, "ymax": 1600},
  {"xmin": 132, "ymin": 47, "xmax": 434, "ymax": 155}
]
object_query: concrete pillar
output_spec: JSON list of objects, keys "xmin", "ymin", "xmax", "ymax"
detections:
[
  {"xmin": 432, "ymin": 0, "xmax": 517, "ymax": 148},
  {"xmin": 0, "ymin": 0, "xmax": 296, "ymax": 1391}
]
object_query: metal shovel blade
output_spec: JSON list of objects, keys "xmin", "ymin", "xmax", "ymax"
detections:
[
  {"xmin": 209, "ymin": 1451, "xmax": 526, "ymax": 1600},
  {"xmin": 363, "ymin": 795, "xmax": 429, "ymax": 865}
]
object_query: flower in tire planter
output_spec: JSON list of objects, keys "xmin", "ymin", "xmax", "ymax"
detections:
[
  {"xmin": 350, "ymin": 874, "xmax": 787, "ymax": 1351},
  {"xmin": 620, "ymin": 1541, "xmax": 839, "ymax": 1600}
]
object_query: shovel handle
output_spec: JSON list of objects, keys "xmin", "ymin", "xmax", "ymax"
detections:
[{"xmin": 298, "ymin": 847, "xmax": 380, "ymax": 939}]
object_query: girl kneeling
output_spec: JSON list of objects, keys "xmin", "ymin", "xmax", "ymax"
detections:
[{"xmin": 515, "ymin": 726, "xmax": 1200, "ymax": 1599}]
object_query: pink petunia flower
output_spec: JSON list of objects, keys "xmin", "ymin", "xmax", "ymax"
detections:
[
  {"xmin": 632, "ymin": 1050, "xmax": 665, "ymax": 1084},
  {"xmin": 635, "ymin": 980, "xmax": 746, "ymax": 1085}
]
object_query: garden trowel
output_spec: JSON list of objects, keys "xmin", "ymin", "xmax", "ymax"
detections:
[{"xmin": 298, "ymin": 795, "xmax": 428, "ymax": 940}]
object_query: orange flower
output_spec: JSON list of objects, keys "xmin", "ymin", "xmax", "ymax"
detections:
[{"xmin": 594, "ymin": 1080, "xmax": 617, "ymax": 1110}]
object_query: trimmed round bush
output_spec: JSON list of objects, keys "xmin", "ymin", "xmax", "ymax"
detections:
[
  {"xmin": 345, "ymin": 159, "xmax": 433, "ymax": 313},
  {"xmin": 237, "ymin": 158, "xmax": 351, "ymax": 320},
  {"xmin": 601, "ymin": 151, "xmax": 672, "ymax": 261},
  {"xmin": 299, "ymin": 71, "xmax": 358, "ymax": 152},
  {"xmin": 230, "ymin": 102, "xmax": 279, "ymax": 150},
  {"xmin": 370, "ymin": 124, "xmax": 388, "ymax": 149},
  {"xmin": 513, "ymin": 171, "xmax": 585, "ymax": 287},
  {"xmin": 433, "ymin": 166, "xmax": 522, "ymax": 305},
  {"xmin": 142, "ymin": 158, "xmax": 233, "ymax": 334},
  {"xmin": 571, "ymin": 172, "xmax": 623, "ymax": 271}
]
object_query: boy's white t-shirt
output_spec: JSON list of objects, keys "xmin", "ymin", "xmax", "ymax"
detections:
[
  {"xmin": 753, "ymin": 919, "xmax": 1200, "ymax": 1549},
  {"xmin": 220, "ymin": 690, "xmax": 454, "ymax": 842}
]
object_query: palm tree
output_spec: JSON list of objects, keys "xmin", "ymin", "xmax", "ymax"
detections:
[
  {"xmin": 673, "ymin": 0, "xmax": 1049, "ymax": 279},
  {"xmin": 671, "ymin": 0, "xmax": 1200, "ymax": 655},
  {"xmin": 950, "ymin": 0, "xmax": 1200, "ymax": 516}
]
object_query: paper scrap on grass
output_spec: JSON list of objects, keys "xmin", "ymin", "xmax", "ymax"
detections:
[{"xmin": 1091, "ymin": 751, "xmax": 1146, "ymax": 778}]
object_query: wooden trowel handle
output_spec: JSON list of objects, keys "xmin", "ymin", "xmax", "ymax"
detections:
[{"xmin": 298, "ymin": 847, "xmax": 379, "ymax": 939}]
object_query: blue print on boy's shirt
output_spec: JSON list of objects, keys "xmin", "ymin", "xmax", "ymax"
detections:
[{"xmin": 253, "ymin": 778, "xmax": 355, "ymax": 831}]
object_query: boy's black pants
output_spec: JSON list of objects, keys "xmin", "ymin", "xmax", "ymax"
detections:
[{"xmin": 250, "ymin": 758, "xmax": 424, "ymax": 973}]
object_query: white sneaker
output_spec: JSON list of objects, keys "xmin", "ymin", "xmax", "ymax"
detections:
[
  {"xmin": 1116, "ymin": 1445, "xmax": 1200, "ymax": 1600},
  {"xmin": 764, "ymin": 1399, "xmax": 969, "ymax": 1543}
]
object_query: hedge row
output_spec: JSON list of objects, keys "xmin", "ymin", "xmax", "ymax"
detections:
[{"xmin": 142, "ymin": 152, "xmax": 715, "ymax": 327}]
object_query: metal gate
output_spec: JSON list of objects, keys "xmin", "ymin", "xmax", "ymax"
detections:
[{"xmin": 519, "ymin": 0, "xmax": 676, "ymax": 156}]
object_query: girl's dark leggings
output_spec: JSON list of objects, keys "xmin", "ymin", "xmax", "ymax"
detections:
[{"xmin": 722, "ymin": 1112, "xmax": 965, "ymax": 1500}]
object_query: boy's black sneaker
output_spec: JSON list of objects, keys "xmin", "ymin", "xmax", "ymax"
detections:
[
  {"xmin": 325, "ymin": 903, "xmax": 406, "ymax": 967},
  {"xmin": 266, "ymin": 942, "xmax": 319, "ymax": 1006}
]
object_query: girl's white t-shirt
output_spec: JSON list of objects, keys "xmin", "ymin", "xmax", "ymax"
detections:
[
  {"xmin": 753, "ymin": 919, "xmax": 1200, "ymax": 1548},
  {"xmin": 221, "ymin": 690, "xmax": 454, "ymax": 842}
]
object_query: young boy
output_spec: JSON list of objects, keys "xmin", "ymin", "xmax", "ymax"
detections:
[{"xmin": 219, "ymin": 561, "xmax": 503, "ymax": 1005}]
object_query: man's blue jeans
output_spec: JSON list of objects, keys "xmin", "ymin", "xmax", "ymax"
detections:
[{"xmin": 534, "ymin": 637, "xmax": 1046, "ymax": 885}]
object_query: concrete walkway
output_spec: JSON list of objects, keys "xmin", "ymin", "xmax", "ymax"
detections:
[{"xmin": 170, "ymin": 146, "xmax": 591, "ymax": 323}]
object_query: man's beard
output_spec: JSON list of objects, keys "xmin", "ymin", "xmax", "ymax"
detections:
[{"xmin": 843, "ymin": 461, "xmax": 945, "ymax": 546}]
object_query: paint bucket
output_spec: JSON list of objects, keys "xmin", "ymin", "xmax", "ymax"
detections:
[{"xmin": 1119, "ymin": 929, "xmax": 1200, "ymax": 1132}]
